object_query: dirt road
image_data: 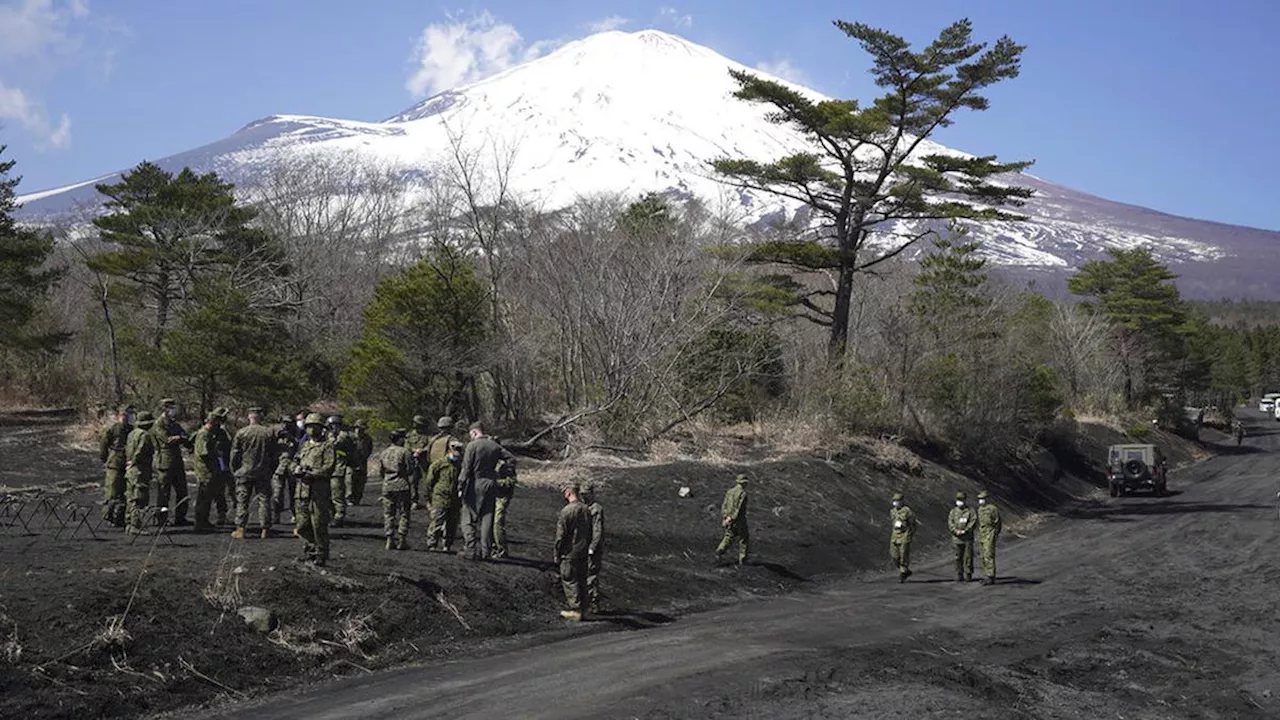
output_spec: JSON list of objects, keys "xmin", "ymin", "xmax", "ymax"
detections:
[{"xmin": 191, "ymin": 413, "xmax": 1280, "ymax": 719}]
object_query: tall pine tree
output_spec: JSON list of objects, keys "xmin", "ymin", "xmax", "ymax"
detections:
[{"xmin": 0, "ymin": 144, "xmax": 65, "ymax": 352}]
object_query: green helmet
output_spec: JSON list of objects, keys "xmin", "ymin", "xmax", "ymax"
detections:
[{"xmin": 304, "ymin": 412, "xmax": 325, "ymax": 427}]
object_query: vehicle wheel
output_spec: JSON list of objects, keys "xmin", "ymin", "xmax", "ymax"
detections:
[
  {"xmin": 1109, "ymin": 483, "xmax": 1118, "ymax": 498},
  {"xmin": 1156, "ymin": 483, "xmax": 1167, "ymax": 497}
]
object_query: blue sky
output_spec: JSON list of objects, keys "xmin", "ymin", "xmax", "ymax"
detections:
[{"xmin": 1, "ymin": 0, "xmax": 1276, "ymax": 230}]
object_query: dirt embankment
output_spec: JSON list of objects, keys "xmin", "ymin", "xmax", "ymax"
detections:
[{"xmin": 0, "ymin": 415, "xmax": 1217, "ymax": 719}]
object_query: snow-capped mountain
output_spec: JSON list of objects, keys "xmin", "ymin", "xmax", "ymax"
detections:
[{"xmin": 16, "ymin": 29, "xmax": 1280, "ymax": 298}]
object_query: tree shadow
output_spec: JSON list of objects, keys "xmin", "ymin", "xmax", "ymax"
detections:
[
  {"xmin": 489, "ymin": 555, "xmax": 557, "ymax": 571},
  {"xmin": 992, "ymin": 577, "xmax": 1041, "ymax": 586},
  {"xmin": 584, "ymin": 609, "xmax": 676, "ymax": 630},
  {"xmin": 745, "ymin": 560, "xmax": 810, "ymax": 582},
  {"xmin": 1063, "ymin": 501, "xmax": 1273, "ymax": 521}
]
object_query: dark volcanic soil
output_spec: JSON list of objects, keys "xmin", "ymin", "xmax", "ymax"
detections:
[{"xmin": 0, "ymin": 413, "xmax": 1226, "ymax": 719}]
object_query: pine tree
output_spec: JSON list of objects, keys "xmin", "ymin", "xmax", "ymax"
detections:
[
  {"xmin": 712, "ymin": 18, "xmax": 1032, "ymax": 366},
  {"xmin": 0, "ymin": 144, "xmax": 65, "ymax": 351}
]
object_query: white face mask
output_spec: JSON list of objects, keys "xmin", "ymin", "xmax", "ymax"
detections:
[
  {"xmin": 978, "ymin": 499, "xmax": 986, "ymax": 505},
  {"xmin": 891, "ymin": 501, "xmax": 901, "ymax": 508},
  {"xmin": 126, "ymin": 412, "xmax": 137, "ymax": 424},
  {"xmin": 296, "ymin": 420, "xmax": 304, "ymax": 430},
  {"xmin": 956, "ymin": 501, "xmax": 965, "ymax": 507}
]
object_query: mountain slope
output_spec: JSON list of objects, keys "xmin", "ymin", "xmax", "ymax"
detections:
[{"xmin": 16, "ymin": 29, "xmax": 1280, "ymax": 298}]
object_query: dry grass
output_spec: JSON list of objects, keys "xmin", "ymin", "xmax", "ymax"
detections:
[
  {"xmin": 335, "ymin": 611, "xmax": 378, "ymax": 658},
  {"xmin": 94, "ymin": 615, "xmax": 133, "ymax": 653},
  {"xmin": 63, "ymin": 415, "xmax": 113, "ymax": 454},
  {"xmin": 267, "ymin": 622, "xmax": 332, "ymax": 658},
  {"xmin": 1073, "ymin": 413, "xmax": 1130, "ymax": 435},
  {"xmin": 0, "ymin": 608, "xmax": 21, "ymax": 665},
  {"xmin": 203, "ymin": 543, "xmax": 246, "ymax": 612},
  {"xmin": 847, "ymin": 436, "xmax": 924, "ymax": 475}
]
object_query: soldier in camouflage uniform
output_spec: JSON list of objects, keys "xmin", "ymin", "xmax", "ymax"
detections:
[
  {"xmin": 150, "ymin": 398, "xmax": 191, "ymax": 526},
  {"xmin": 346, "ymin": 420, "xmax": 375, "ymax": 506},
  {"xmin": 123, "ymin": 411, "xmax": 157, "ymax": 535},
  {"xmin": 424, "ymin": 439, "xmax": 464, "ymax": 552},
  {"xmin": 426, "ymin": 416, "xmax": 456, "ymax": 465},
  {"xmin": 212, "ymin": 407, "xmax": 234, "ymax": 524},
  {"xmin": 888, "ymin": 492, "xmax": 916, "ymax": 583},
  {"xmin": 492, "ymin": 451, "xmax": 518, "ymax": 559},
  {"xmin": 378, "ymin": 428, "xmax": 414, "ymax": 550},
  {"xmin": 582, "ymin": 483, "xmax": 605, "ymax": 613},
  {"xmin": 554, "ymin": 483, "xmax": 593, "ymax": 621},
  {"xmin": 328, "ymin": 414, "xmax": 352, "ymax": 527},
  {"xmin": 977, "ymin": 490, "xmax": 1003, "ymax": 586},
  {"xmin": 948, "ymin": 491, "xmax": 978, "ymax": 582},
  {"xmin": 293, "ymin": 413, "xmax": 337, "ymax": 565},
  {"xmin": 98, "ymin": 404, "xmax": 135, "ymax": 527},
  {"xmin": 230, "ymin": 407, "xmax": 278, "ymax": 539},
  {"xmin": 406, "ymin": 415, "xmax": 432, "ymax": 509},
  {"xmin": 270, "ymin": 415, "xmax": 299, "ymax": 524},
  {"xmin": 715, "ymin": 474, "xmax": 751, "ymax": 565},
  {"xmin": 191, "ymin": 413, "xmax": 225, "ymax": 531}
]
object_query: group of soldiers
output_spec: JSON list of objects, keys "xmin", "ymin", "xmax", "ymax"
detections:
[{"xmin": 889, "ymin": 489, "xmax": 1004, "ymax": 585}]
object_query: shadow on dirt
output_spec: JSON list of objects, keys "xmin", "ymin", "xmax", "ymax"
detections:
[
  {"xmin": 490, "ymin": 555, "xmax": 557, "ymax": 572},
  {"xmin": 586, "ymin": 609, "xmax": 677, "ymax": 631},
  {"xmin": 747, "ymin": 560, "xmax": 810, "ymax": 582},
  {"xmin": 1063, "ymin": 501, "xmax": 1273, "ymax": 521},
  {"xmin": 1212, "ymin": 444, "xmax": 1267, "ymax": 455}
]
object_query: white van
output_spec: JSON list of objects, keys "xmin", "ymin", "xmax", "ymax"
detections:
[{"xmin": 1261, "ymin": 393, "xmax": 1280, "ymax": 413}]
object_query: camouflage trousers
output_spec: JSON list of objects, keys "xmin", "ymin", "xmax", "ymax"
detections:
[
  {"xmin": 381, "ymin": 490, "xmax": 412, "ymax": 545},
  {"xmin": 270, "ymin": 467, "xmax": 295, "ymax": 523},
  {"xmin": 330, "ymin": 468, "xmax": 349, "ymax": 521},
  {"xmin": 716, "ymin": 521, "xmax": 750, "ymax": 563},
  {"xmin": 348, "ymin": 468, "xmax": 368, "ymax": 506},
  {"xmin": 559, "ymin": 555, "xmax": 588, "ymax": 611},
  {"xmin": 124, "ymin": 467, "xmax": 151, "ymax": 533},
  {"xmin": 586, "ymin": 551, "xmax": 602, "ymax": 611},
  {"xmin": 153, "ymin": 464, "xmax": 188, "ymax": 524},
  {"xmin": 295, "ymin": 478, "xmax": 331, "ymax": 562},
  {"xmin": 194, "ymin": 472, "xmax": 229, "ymax": 528},
  {"xmin": 102, "ymin": 466, "xmax": 126, "ymax": 526},
  {"xmin": 234, "ymin": 473, "xmax": 272, "ymax": 529},
  {"xmin": 979, "ymin": 534, "xmax": 998, "ymax": 579},
  {"xmin": 492, "ymin": 492, "xmax": 513, "ymax": 558},
  {"xmin": 426, "ymin": 496, "xmax": 460, "ymax": 551},
  {"xmin": 220, "ymin": 472, "xmax": 235, "ymax": 520},
  {"xmin": 953, "ymin": 538, "xmax": 975, "ymax": 579},
  {"xmin": 890, "ymin": 536, "xmax": 912, "ymax": 576}
]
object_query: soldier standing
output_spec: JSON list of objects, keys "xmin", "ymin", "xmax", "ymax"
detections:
[
  {"xmin": 347, "ymin": 420, "xmax": 374, "ymax": 506},
  {"xmin": 948, "ymin": 491, "xmax": 977, "ymax": 582},
  {"xmin": 123, "ymin": 411, "xmax": 157, "ymax": 535},
  {"xmin": 211, "ymin": 407, "xmax": 234, "ymax": 524},
  {"xmin": 327, "ymin": 415, "xmax": 352, "ymax": 527},
  {"xmin": 889, "ymin": 492, "xmax": 916, "ymax": 582},
  {"xmin": 191, "ymin": 413, "xmax": 223, "ymax": 531},
  {"xmin": 406, "ymin": 415, "xmax": 432, "ymax": 509},
  {"xmin": 582, "ymin": 483, "xmax": 605, "ymax": 613},
  {"xmin": 99, "ymin": 404, "xmax": 135, "ymax": 527},
  {"xmin": 715, "ymin": 474, "xmax": 751, "ymax": 566},
  {"xmin": 424, "ymin": 439, "xmax": 464, "ymax": 552},
  {"xmin": 492, "ymin": 453, "xmax": 518, "ymax": 559},
  {"xmin": 378, "ymin": 428, "xmax": 414, "ymax": 551},
  {"xmin": 457, "ymin": 421, "xmax": 516, "ymax": 561},
  {"xmin": 977, "ymin": 490, "xmax": 1003, "ymax": 586},
  {"xmin": 270, "ymin": 415, "xmax": 299, "ymax": 524},
  {"xmin": 150, "ymin": 398, "xmax": 191, "ymax": 526},
  {"xmin": 230, "ymin": 407, "xmax": 277, "ymax": 539},
  {"xmin": 554, "ymin": 483, "xmax": 593, "ymax": 621},
  {"xmin": 293, "ymin": 413, "xmax": 337, "ymax": 566}
]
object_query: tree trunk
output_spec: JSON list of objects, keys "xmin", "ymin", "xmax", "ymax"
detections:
[
  {"xmin": 99, "ymin": 283, "xmax": 124, "ymax": 404},
  {"xmin": 155, "ymin": 289, "xmax": 170, "ymax": 349},
  {"xmin": 827, "ymin": 263, "xmax": 855, "ymax": 367}
]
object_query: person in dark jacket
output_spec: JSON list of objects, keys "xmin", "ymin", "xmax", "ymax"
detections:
[
  {"xmin": 457, "ymin": 421, "xmax": 516, "ymax": 560},
  {"xmin": 555, "ymin": 483, "xmax": 593, "ymax": 621}
]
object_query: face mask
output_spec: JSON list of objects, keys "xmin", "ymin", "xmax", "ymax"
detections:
[
  {"xmin": 165, "ymin": 408, "xmax": 175, "ymax": 418},
  {"xmin": 956, "ymin": 501, "xmax": 964, "ymax": 507},
  {"xmin": 891, "ymin": 501, "xmax": 901, "ymax": 508},
  {"xmin": 978, "ymin": 499, "xmax": 986, "ymax": 505},
  {"xmin": 448, "ymin": 453, "xmax": 459, "ymax": 462},
  {"xmin": 296, "ymin": 420, "xmax": 304, "ymax": 430}
]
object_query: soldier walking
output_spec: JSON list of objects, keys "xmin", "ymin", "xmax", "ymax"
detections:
[
  {"xmin": 230, "ymin": 407, "xmax": 277, "ymax": 539},
  {"xmin": 715, "ymin": 474, "xmax": 751, "ymax": 566},
  {"xmin": 977, "ymin": 490, "xmax": 1003, "ymax": 586},
  {"xmin": 457, "ymin": 421, "xmax": 516, "ymax": 561},
  {"xmin": 346, "ymin": 420, "xmax": 374, "ymax": 506},
  {"xmin": 425, "ymin": 439, "xmax": 464, "ymax": 552},
  {"xmin": 582, "ymin": 483, "xmax": 605, "ymax": 613},
  {"xmin": 123, "ymin": 411, "xmax": 157, "ymax": 535},
  {"xmin": 948, "ymin": 491, "xmax": 977, "ymax": 582},
  {"xmin": 889, "ymin": 492, "xmax": 916, "ymax": 582},
  {"xmin": 378, "ymin": 428, "xmax": 414, "ymax": 550},
  {"xmin": 151, "ymin": 398, "xmax": 191, "ymax": 526},
  {"xmin": 293, "ymin": 413, "xmax": 336, "ymax": 566},
  {"xmin": 99, "ymin": 404, "xmax": 135, "ymax": 527},
  {"xmin": 554, "ymin": 483, "xmax": 593, "ymax": 621}
]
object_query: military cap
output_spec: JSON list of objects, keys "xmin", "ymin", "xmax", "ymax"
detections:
[
  {"xmin": 279, "ymin": 415, "xmax": 294, "ymax": 424},
  {"xmin": 469, "ymin": 421, "xmax": 485, "ymax": 432},
  {"xmin": 955, "ymin": 491, "xmax": 968, "ymax": 501},
  {"xmin": 892, "ymin": 492, "xmax": 904, "ymax": 502},
  {"xmin": 389, "ymin": 427, "xmax": 407, "ymax": 440},
  {"xmin": 413, "ymin": 415, "xmax": 428, "ymax": 426},
  {"xmin": 328, "ymin": 412, "xmax": 343, "ymax": 421},
  {"xmin": 977, "ymin": 490, "xmax": 990, "ymax": 500},
  {"xmin": 734, "ymin": 474, "xmax": 749, "ymax": 484},
  {"xmin": 437, "ymin": 415, "xmax": 454, "ymax": 429},
  {"xmin": 135, "ymin": 411, "xmax": 156, "ymax": 428},
  {"xmin": 118, "ymin": 403, "xmax": 136, "ymax": 413},
  {"xmin": 247, "ymin": 406, "xmax": 263, "ymax": 415},
  {"xmin": 562, "ymin": 482, "xmax": 581, "ymax": 495},
  {"xmin": 448, "ymin": 439, "xmax": 465, "ymax": 450},
  {"xmin": 354, "ymin": 419, "xmax": 368, "ymax": 429},
  {"xmin": 159, "ymin": 397, "xmax": 176, "ymax": 406},
  {"xmin": 213, "ymin": 407, "xmax": 229, "ymax": 418},
  {"xmin": 304, "ymin": 412, "xmax": 325, "ymax": 427},
  {"xmin": 205, "ymin": 412, "xmax": 220, "ymax": 423}
]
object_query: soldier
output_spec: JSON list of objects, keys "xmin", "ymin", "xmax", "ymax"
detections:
[
  {"xmin": 492, "ymin": 452, "xmax": 518, "ymax": 559},
  {"xmin": 457, "ymin": 421, "xmax": 516, "ymax": 561},
  {"xmin": 378, "ymin": 428, "xmax": 414, "ymax": 550},
  {"xmin": 427, "ymin": 416, "xmax": 456, "ymax": 464},
  {"xmin": 98, "ymin": 404, "xmax": 135, "ymax": 527},
  {"xmin": 150, "ymin": 398, "xmax": 191, "ymax": 526},
  {"xmin": 406, "ymin": 415, "xmax": 432, "ymax": 509},
  {"xmin": 888, "ymin": 492, "xmax": 916, "ymax": 583},
  {"xmin": 326, "ymin": 414, "xmax": 352, "ymax": 527},
  {"xmin": 230, "ymin": 407, "xmax": 277, "ymax": 539},
  {"xmin": 554, "ymin": 483, "xmax": 593, "ymax": 621},
  {"xmin": 191, "ymin": 413, "xmax": 224, "ymax": 531},
  {"xmin": 123, "ymin": 411, "xmax": 157, "ymax": 535},
  {"xmin": 424, "ymin": 439, "xmax": 464, "ymax": 552},
  {"xmin": 582, "ymin": 483, "xmax": 605, "ymax": 613},
  {"xmin": 1234, "ymin": 420, "xmax": 1245, "ymax": 446},
  {"xmin": 212, "ymin": 407, "xmax": 235, "ymax": 524},
  {"xmin": 948, "ymin": 491, "xmax": 978, "ymax": 582},
  {"xmin": 977, "ymin": 490, "xmax": 1003, "ymax": 586},
  {"xmin": 292, "ymin": 413, "xmax": 337, "ymax": 566},
  {"xmin": 270, "ymin": 415, "xmax": 299, "ymax": 524},
  {"xmin": 714, "ymin": 474, "xmax": 751, "ymax": 566},
  {"xmin": 346, "ymin": 419, "xmax": 375, "ymax": 506}
]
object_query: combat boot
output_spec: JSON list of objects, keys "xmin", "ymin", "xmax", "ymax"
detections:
[
  {"xmin": 981, "ymin": 576, "xmax": 995, "ymax": 586},
  {"xmin": 396, "ymin": 539, "xmax": 410, "ymax": 551},
  {"xmin": 559, "ymin": 610, "xmax": 582, "ymax": 621},
  {"xmin": 260, "ymin": 528, "xmax": 269, "ymax": 540},
  {"xmin": 231, "ymin": 527, "xmax": 246, "ymax": 539},
  {"xmin": 385, "ymin": 537, "xmax": 394, "ymax": 551}
]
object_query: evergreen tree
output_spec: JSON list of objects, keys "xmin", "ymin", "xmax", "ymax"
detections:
[
  {"xmin": 712, "ymin": 18, "xmax": 1032, "ymax": 366},
  {"xmin": 0, "ymin": 144, "xmax": 65, "ymax": 351}
]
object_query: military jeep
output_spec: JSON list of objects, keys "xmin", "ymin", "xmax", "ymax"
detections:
[{"xmin": 1106, "ymin": 444, "xmax": 1168, "ymax": 497}]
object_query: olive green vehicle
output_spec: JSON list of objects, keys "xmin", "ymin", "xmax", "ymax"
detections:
[{"xmin": 1106, "ymin": 444, "xmax": 1168, "ymax": 497}]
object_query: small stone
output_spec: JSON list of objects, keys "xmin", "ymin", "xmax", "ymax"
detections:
[
  {"xmin": 237, "ymin": 606, "xmax": 279, "ymax": 633},
  {"xmin": 678, "ymin": 486, "xmax": 692, "ymax": 498}
]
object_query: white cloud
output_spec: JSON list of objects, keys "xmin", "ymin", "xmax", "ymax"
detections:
[
  {"xmin": 659, "ymin": 6, "xmax": 693, "ymax": 30},
  {"xmin": 755, "ymin": 58, "xmax": 810, "ymax": 87},
  {"xmin": 405, "ymin": 11, "xmax": 564, "ymax": 99},
  {"xmin": 0, "ymin": 0, "xmax": 86, "ymax": 60},
  {"xmin": 587, "ymin": 15, "xmax": 629, "ymax": 33},
  {"xmin": 0, "ymin": 80, "xmax": 71, "ymax": 148}
]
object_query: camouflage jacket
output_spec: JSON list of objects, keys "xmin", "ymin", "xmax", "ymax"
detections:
[
  {"xmin": 555, "ymin": 499, "xmax": 592, "ymax": 562},
  {"xmin": 890, "ymin": 506, "xmax": 916, "ymax": 540},
  {"xmin": 378, "ymin": 444, "xmax": 413, "ymax": 494},
  {"xmin": 125, "ymin": 427, "xmax": 156, "ymax": 476},
  {"xmin": 721, "ymin": 485, "xmax": 748, "ymax": 525},
  {"xmin": 978, "ymin": 503, "xmax": 1002, "ymax": 540},
  {"xmin": 586, "ymin": 501, "xmax": 604, "ymax": 556},
  {"xmin": 293, "ymin": 437, "xmax": 337, "ymax": 483},
  {"xmin": 424, "ymin": 456, "xmax": 460, "ymax": 505},
  {"xmin": 150, "ymin": 416, "xmax": 188, "ymax": 471},
  {"xmin": 948, "ymin": 505, "xmax": 977, "ymax": 542},
  {"xmin": 100, "ymin": 421, "xmax": 132, "ymax": 470},
  {"xmin": 231, "ymin": 424, "xmax": 277, "ymax": 479}
]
